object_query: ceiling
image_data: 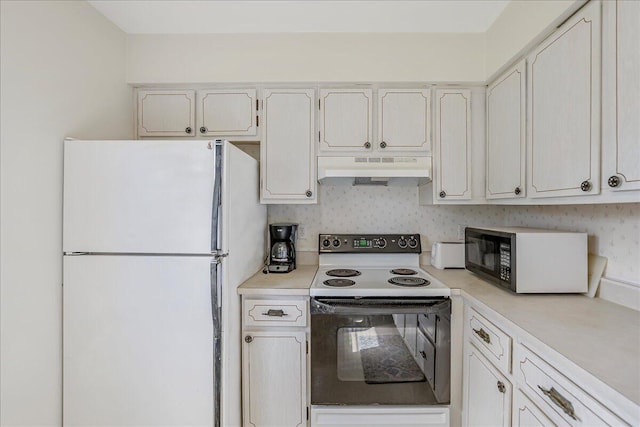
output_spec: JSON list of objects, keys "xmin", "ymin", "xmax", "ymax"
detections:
[{"xmin": 88, "ymin": 0, "xmax": 510, "ymax": 34}]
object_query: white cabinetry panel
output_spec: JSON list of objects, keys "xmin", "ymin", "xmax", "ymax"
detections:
[
  {"xmin": 261, "ymin": 88, "xmax": 316, "ymax": 203},
  {"xmin": 486, "ymin": 60, "xmax": 526, "ymax": 199},
  {"xmin": 513, "ymin": 388, "xmax": 556, "ymax": 427},
  {"xmin": 197, "ymin": 89, "xmax": 257, "ymax": 136},
  {"xmin": 527, "ymin": 1, "xmax": 601, "ymax": 198},
  {"xmin": 378, "ymin": 89, "xmax": 430, "ymax": 152},
  {"xmin": 137, "ymin": 90, "xmax": 195, "ymax": 137},
  {"xmin": 602, "ymin": 0, "xmax": 640, "ymax": 192},
  {"xmin": 319, "ymin": 89, "xmax": 373, "ymax": 152},
  {"xmin": 434, "ymin": 89, "xmax": 472, "ymax": 201}
]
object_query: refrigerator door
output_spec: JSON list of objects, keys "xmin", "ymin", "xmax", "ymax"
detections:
[
  {"xmin": 63, "ymin": 255, "xmax": 215, "ymax": 426},
  {"xmin": 63, "ymin": 139, "xmax": 215, "ymax": 254}
]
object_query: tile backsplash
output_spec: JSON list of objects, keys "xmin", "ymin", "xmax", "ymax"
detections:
[{"xmin": 268, "ymin": 186, "xmax": 640, "ymax": 284}]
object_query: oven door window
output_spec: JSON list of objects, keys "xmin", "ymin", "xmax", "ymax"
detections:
[{"xmin": 311, "ymin": 298, "xmax": 450, "ymax": 406}]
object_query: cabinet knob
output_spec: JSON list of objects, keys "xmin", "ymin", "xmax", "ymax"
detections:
[
  {"xmin": 244, "ymin": 335, "xmax": 253, "ymax": 343},
  {"xmin": 306, "ymin": 190, "xmax": 313, "ymax": 198},
  {"xmin": 364, "ymin": 142, "xmax": 371, "ymax": 149},
  {"xmin": 199, "ymin": 126, "xmax": 207, "ymax": 134},
  {"xmin": 185, "ymin": 127, "xmax": 192, "ymax": 134},
  {"xmin": 608, "ymin": 175, "xmax": 621, "ymax": 188},
  {"xmin": 514, "ymin": 187, "xmax": 521, "ymax": 195},
  {"xmin": 439, "ymin": 191, "xmax": 446, "ymax": 198},
  {"xmin": 580, "ymin": 180, "xmax": 591, "ymax": 192},
  {"xmin": 380, "ymin": 141, "xmax": 387, "ymax": 149},
  {"xmin": 497, "ymin": 381, "xmax": 506, "ymax": 393},
  {"xmin": 419, "ymin": 350, "xmax": 427, "ymax": 360}
]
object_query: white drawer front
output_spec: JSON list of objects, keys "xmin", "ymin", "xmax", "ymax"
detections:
[
  {"xmin": 514, "ymin": 343, "xmax": 629, "ymax": 426},
  {"xmin": 466, "ymin": 308, "xmax": 512, "ymax": 374},
  {"xmin": 243, "ymin": 299, "xmax": 307, "ymax": 327}
]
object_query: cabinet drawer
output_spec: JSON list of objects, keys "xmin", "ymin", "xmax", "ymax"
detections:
[
  {"xmin": 243, "ymin": 299, "xmax": 307, "ymax": 327},
  {"xmin": 466, "ymin": 308, "xmax": 512, "ymax": 373},
  {"xmin": 514, "ymin": 343, "xmax": 629, "ymax": 426}
]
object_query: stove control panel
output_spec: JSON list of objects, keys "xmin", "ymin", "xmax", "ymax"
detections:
[{"xmin": 319, "ymin": 234, "xmax": 421, "ymax": 253}]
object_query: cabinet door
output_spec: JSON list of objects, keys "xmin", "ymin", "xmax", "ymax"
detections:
[
  {"xmin": 197, "ymin": 89, "xmax": 257, "ymax": 136},
  {"xmin": 486, "ymin": 61, "xmax": 526, "ymax": 199},
  {"xmin": 242, "ymin": 330, "xmax": 307, "ymax": 427},
  {"xmin": 434, "ymin": 89, "xmax": 472, "ymax": 201},
  {"xmin": 378, "ymin": 89, "xmax": 431, "ymax": 152},
  {"xmin": 602, "ymin": 0, "xmax": 640, "ymax": 192},
  {"xmin": 137, "ymin": 90, "xmax": 195, "ymax": 137},
  {"xmin": 463, "ymin": 344, "xmax": 512, "ymax": 427},
  {"xmin": 319, "ymin": 89, "xmax": 373, "ymax": 152},
  {"xmin": 527, "ymin": 1, "xmax": 601, "ymax": 198},
  {"xmin": 513, "ymin": 389, "xmax": 557, "ymax": 427},
  {"xmin": 261, "ymin": 89, "xmax": 316, "ymax": 203}
]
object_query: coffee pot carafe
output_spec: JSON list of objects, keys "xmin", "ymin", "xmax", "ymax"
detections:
[{"xmin": 268, "ymin": 223, "xmax": 297, "ymax": 273}]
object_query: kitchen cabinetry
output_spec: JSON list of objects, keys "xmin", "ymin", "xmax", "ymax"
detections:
[
  {"xmin": 260, "ymin": 88, "xmax": 316, "ymax": 204},
  {"xmin": 319, "ymin": 89, "xmax": 373, "ymax": 152},
  {"xmin": 137, "ymin": 90, "xmax": 196, "ymax": 137},
  {"xmin": 242, "ymin": 297, "xmax": 308, "ymax": 427},
  {"xmin": 431, "ymin": 88, "xmax": 485, "ymax": 204},
  {"xmin": 602, "ymin": 0, "xmax": 640, "ymax": 193},
  {"xmin": 136, "ymin": 88, "xmax": 257, "ymax": 138},
  {"xmin": 377, "ymin": 89, "xmax": 431, "ymax": 152},
  {"xmin": 196, "ymin": 89, "xmax": 257, "ymax": 137},
  {"xmin": 526, "ymin": 1, "xmax": 601, "ymax": 198},
  {"xmin": 486, "ymin": 60, "xmax": 526, "ymax": 200},
  {"xmin": 513, "ymin": 389, "xmax": 555, "ymax": 427}
]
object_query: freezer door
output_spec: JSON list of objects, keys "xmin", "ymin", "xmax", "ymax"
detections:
[
  {"xmin": 63, "ymin": 255, "xmax": 215, "ymax": 426},
  {"xmin": 63, "ymin": 139, "xmax": 215, "ymax": 254}
]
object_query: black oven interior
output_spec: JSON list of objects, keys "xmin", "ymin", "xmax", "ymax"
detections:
[{"xmin": 310, "ymin": 297, "xmax": 451, "ymax": 406}]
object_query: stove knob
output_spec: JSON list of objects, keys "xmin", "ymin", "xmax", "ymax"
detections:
[
  {"xmin": 322, "ymin": 239, "xmax": 331, "ymax": 248},
  {"xmin": 408, "ymin": 237, "xmax": 418, "ymax": 249},
  {"xmin": 376, "ymin": 238, "xmax": 387, "ymax": 249},
  {"xmin": 332, "ymin": 239, "xmax": 341, "ymax": 248},
  {"xmin": 398, "ymin": 237, "xmax": 408, "ymax": 248}
]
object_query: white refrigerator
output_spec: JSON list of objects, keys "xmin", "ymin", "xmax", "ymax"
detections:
[{"xmin": 62, "ymin": 139, "xmax": 266, "ymax": 427}]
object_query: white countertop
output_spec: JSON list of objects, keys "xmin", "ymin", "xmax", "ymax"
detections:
[{"xmin": 237, "ymin": 263, "xmax": 640, "ymax": 407}]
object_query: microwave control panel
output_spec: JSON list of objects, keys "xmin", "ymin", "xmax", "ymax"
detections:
[{"xmin": 499, "ymin": 243, "xmax": 511, "ymax": 282}]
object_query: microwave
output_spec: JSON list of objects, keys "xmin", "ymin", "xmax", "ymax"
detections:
[{"xmin": 465, "ymin": 227, "xmax": 588, "ymax": 293}]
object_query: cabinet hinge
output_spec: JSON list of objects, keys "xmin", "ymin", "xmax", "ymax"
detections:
[
  {"xmin": 318, "ymin": 99, "xmax": 321, "ymax": 110},
  {"xmin": 307, "ymin": 407, "xmax": 309, "ymax": 420},
  {"xmin": 256, "ymin": 115, "xmax": 259, "ymax": 127},
  {"xmin": 318, "ymin": 131, "xmax": 320, "ymax": 142},
  {"xmin": 256, "ymin": 99, "xmax": 259, "ymax": 111},
  {"xmin": 306, "ymin": 340, "xmax": 309, "ymax": 354}
]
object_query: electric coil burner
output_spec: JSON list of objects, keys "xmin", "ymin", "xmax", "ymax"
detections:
[
  {"xmin": 390, "ymin": 268, "xmax": 418, "ymax": 275},
  {"xmin": 326, "ymin": 269, "xmax": 361, "ymax": 277},
  {"xmin": 323, "ymin": 279, "xmax": 356, "ymax": 287},
  {"xmin": 388, "ymin": 276, "xmax": 429, "ymax": 287}
]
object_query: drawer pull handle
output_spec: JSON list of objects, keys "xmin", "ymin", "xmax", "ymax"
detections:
[
  {"xmin": 472, "ymin": 327, "xmax": 491, "ymax": 344},
  {"xmin": 538, "ymin": 386, "xmax": 580, "ymax": 421},
  {"xmin": 497, "ymin": 381, "xmax": 506, "ymax": 393},
  {"xmin": 263, "ymin": 309, "xmax": 287, "ymax": 317},
  {"xmin": 419, "ymin": 350, "xmax": 427, "ymax": 360}
]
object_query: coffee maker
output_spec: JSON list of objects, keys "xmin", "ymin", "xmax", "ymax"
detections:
[{"xmin": 268, "ymin": 223, "xmax": 297, "ymax": 273}]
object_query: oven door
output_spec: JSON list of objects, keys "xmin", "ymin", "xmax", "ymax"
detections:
[{"xmin": 311, "ymin": 297, "xmax": 450, "ymax": 406}]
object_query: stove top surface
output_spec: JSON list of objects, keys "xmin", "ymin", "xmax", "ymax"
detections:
[{"xmin": 311, "ymin": 265, "xmax": 450, "ymax": 297}]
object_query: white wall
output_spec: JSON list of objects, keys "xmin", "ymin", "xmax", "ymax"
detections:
[
  {"xmin": 485, "ymin": 0, "xmax": 583, "ymax": 80},
  {"xmin": 126, "ymin": 33, "xmax": 486, "ymax": 83},
  {"xmin": 268, "ymin": 187, "xmax": 640, "ymax": 285},
  {"xmin": 0, "ymin": 1, "xmax": 132, "ymax": 425}
]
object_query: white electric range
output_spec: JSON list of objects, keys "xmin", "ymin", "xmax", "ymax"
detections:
[{"xmin": 310, "ymin": 233, "xmax": 451, "ymax": 298}]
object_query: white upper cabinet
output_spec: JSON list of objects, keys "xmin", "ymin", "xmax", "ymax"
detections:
[
  {"xmin": 260, "ymin": 88, "xmax": 316, "ymax": 204},
  {"xmin": 434, "ymin": 88, "xmax": 472, "ymax": 201},
  {"xmin": 602, "ymin": 0, "xmax": 640, "ymax": 192},
  {"xmin": 197, "ymin": 89, "xmax": 257, "ymax": 137},
  {"xmin": 137, "ymin": 90, "xmax": 196, "ymax": 137},
  {"xmin": 319, "ymin": 89, "xmax": 373, "ymax": 152},
  {"xmin": 527, "ymin": 1, "xmax": 601, "ymax": 198},
  {"xmin": 486, "ymin": 60, "xmax": 526, "ymax": 200},
  {"xmin": 377, "ymin": 89, "xmax": 431, "ymax": 152}
]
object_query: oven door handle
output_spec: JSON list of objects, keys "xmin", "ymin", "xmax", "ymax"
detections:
[{"xmin": 311, "ymin": 298, "xmax": 450, "ymax": 315}]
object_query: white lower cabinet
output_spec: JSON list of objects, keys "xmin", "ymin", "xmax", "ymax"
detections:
[
  {"xmin": 242, "ymin": 297, "xmax": 308, "ymax": 427},
  {"xmin": 463, "ymin": 343, "xmax": 512, "ymax": 427},
  {"xmin": 513, "ymin": 389, "xmax": 556, "ymax": 427}
]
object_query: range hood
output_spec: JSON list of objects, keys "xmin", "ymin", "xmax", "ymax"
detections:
[{"xmin": 317, "ymin": 156, "xmax": 431, "ymax": 186}]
